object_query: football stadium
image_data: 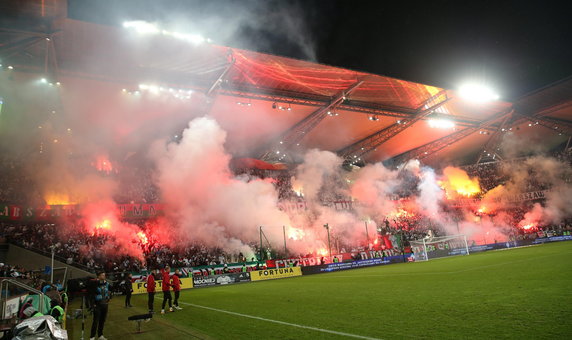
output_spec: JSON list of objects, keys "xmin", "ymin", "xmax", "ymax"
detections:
[{"xmin": 0, "ymin": 1, "xmax": 571, "ymax": 339}]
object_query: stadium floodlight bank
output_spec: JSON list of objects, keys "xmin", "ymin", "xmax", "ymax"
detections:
[{"xmin": 410, "ymin": 234, "xmax": 470, "ymax": 261}]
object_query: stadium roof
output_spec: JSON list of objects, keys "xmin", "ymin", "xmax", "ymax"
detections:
[{"xmin": 1, "ymin": 1, "xmax": 571, "ymax": 167}]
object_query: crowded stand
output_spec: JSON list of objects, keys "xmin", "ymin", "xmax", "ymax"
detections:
[
  {"xmin": 1, "ymin": 150, "xmax": 572, "ymax": 275},
  {"xmin": 0, "ymin": 157, "xmax": 41, "ymax": 205},
  {"xmin": 3, "ymin": 149, "xmax": 570, "ymax": 208},
  {"xmin": 2, "ymin": 201, "xmax": 571, "ymax": 279},
  {"xmin": 461, "ymin": 149, "xmax": 572, "ymax": 193}
]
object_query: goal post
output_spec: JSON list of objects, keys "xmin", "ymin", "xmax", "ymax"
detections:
[{"xmin": 410, "ymin": 234, "xmax": 470, "ymax": 261}]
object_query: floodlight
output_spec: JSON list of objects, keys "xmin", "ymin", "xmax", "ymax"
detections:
[
  {"xmin": 459, "ymin": 83, "xmax": 499, "ymax": 102},
  {"xmin": 123, "ymin": 21, "xmax": 159, "ymax": 34},
  {"xmin": 187, "ymin": 34, "xmax": 206, "ymax": 45},
  {"xmin": 428, "ymin": 119, "xmax": 455, "ymax": 129}
]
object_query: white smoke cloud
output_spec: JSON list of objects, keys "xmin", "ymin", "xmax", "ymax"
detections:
[
  {"xmin": 292, "ymin": 149, "xmax": 343, "ymax": 202},
  {"xmin": 150, "ymin": 116, "xmax": 293, "ymax": 255},
  {"xmin": 416, "ymin": 167, "xmax": 444, "ymax": 217}
]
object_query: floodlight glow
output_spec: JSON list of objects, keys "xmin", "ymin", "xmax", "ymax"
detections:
[
  {"xmin": 187, "ymin": 34, "xmax": 206, "ymax": 45},
  {"xmin": 459, "ymin": 83, "xmax": 499, "ymax": 102},
  {"xmin": 123, "ymin": 20, "xmax": 209, "ymax": 45},
  {"xmin": 148, "ymin": 85, "xmax": 159, "ymax": 94},
  {"xmin": 123, "ymin": 21, "xmax": 159, "ymax": 34},
  {"xmin": 428, "ymin": 119, "xmax": 455, "ymax": 129},
  {"xmin": 133, "ymin": 83, "xmax": 193, "ymax": 100}
]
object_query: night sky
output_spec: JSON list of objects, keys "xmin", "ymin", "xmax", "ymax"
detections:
[{"xmin": 68, "ymin": 0, "xmax": 572, "ymax": 100}]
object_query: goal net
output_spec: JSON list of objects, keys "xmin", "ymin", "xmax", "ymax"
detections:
[{"xmin": 410, "ymin": 234, "xmax": 470, "ymax": 261}]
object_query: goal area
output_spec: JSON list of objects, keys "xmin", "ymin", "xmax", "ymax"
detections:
[{"xmin": 410, "ymin": 234, "xmax": 470, "ymax": 261}]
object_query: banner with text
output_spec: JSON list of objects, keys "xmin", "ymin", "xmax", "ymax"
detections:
[
  {"xmin": 301, "ymin": 255, "xmax": 410, "ymax": 275},
  {"xmin": 452, "ymin": 190, "xmax": 550, "ymax": 207},
  {"xmin": 192, "ymin": 272, "xmax": 251, "ymax": 288},
  {"xmin": 267, "ymin": 249, "xmax": 403, "ymax": 268},
  {"xmin": 250, "ymin": 267, "xmax": 302, "ymax": 281},
  {"xmin": 0, "ymin": 204, "xmax": 164, "ymax": 221}
]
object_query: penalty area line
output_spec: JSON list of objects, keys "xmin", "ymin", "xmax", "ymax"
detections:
[{"xmin": 175, "ymin": 300, "xmax": 382, "ymax": 340}]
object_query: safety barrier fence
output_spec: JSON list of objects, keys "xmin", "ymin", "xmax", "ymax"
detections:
[{"xmin": 126, "ymin": 235, "xmax": 572, "ymax": 295}]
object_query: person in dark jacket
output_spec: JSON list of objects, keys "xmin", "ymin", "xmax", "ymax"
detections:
[
  {"xmin": 90, "ymin": 271, "xmax": 110, "ymax": 340},
  {"xmin": 124, "ymin": 273, "xmax": 133, "ymax": 307}
]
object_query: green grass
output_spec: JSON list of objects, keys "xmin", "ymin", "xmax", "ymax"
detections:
[{"xmin": 66, "ymin": 242, "xmax": 572, "ymax": 339}]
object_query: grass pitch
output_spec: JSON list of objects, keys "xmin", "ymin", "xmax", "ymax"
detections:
[{"xmin": 67, "ymin": 241, "xmax": 572, "ymax": 339}]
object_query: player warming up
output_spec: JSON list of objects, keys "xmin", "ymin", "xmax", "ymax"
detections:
[{"xmin": 161, "ymin": 265, "xmax": 173, "ymax": 314}]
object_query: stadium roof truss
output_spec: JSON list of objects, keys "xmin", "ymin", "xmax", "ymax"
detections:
[
  {"xmin": 260, "ymin": 79, "xmax": 364, "ymax": 162},
  {"xmin": 1, "ymin": 5, "xmax": 572, "ymax": 166},
  {"xmin": 337, "ymin": 90, "xmax": 450, "ymax": 164},
  {"xmin": 390, "ymin": 108, "xmax": 515, "ymax": 166}
]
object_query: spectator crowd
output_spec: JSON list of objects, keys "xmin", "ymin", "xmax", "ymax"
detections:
[{"xmin": 0, "ymin": 150, "xmax": 571, "ymax": 279}]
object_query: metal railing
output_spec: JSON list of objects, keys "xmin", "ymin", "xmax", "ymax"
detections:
[{"xmin": 0, "ymin": 279, "xmax": 45, "ymax": 319}]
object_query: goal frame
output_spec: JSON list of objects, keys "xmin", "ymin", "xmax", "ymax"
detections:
[{"xmin": 413, "ymin": 234, "xmax": 470, "ymax": 261}]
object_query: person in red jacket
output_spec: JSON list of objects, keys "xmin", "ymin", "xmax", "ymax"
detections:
[
  {"xmin": 171, "ymin": 269, "xmax": 182, "ymax": 310},
  {"xmin": 147, "ymin": 269, "xmax": 157, "ymax": 313},
  {"xmin": 160, "ymin": 265, "xmax": 173, "ymax": 314}
]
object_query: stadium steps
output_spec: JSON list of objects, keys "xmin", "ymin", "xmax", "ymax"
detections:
[{"xmin": 6, "ymin": 243, "xmax": 93, "ymax": 280}]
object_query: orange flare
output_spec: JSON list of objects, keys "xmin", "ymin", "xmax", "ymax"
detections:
[
  {"xmin": 137, "ymin": 231, "xmax": 149, "ymax": 245},
  {"xmin": 287, "ymin": 227, "xmax": 305, "ymax": 241},
  {"xmin": 439, "ymin": 166, "xmax": 481, "ymax": 198},
  {"xmin": 45, "ymin": 192, "xmax": 75, "ymax": 205}
]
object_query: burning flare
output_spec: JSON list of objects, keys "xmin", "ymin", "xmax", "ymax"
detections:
[
  {"xmin": 476, "ymin": 205, "xmax": 491, "ymax": 215},
  {"xmin": 94, "ymin": 155, "xmax": 114, "ymax": 174},
  {"xmin": 388, "ymin": 208, "xmax": 415, "ymax": 219},
  {"xmin": 137, "ymin": 231, "xmax": 149, "ymax": 245},
  {"xmin": 44, "ymin": 192, "xmax": 75, "ymax": 205},
  {"xmin": 519, "ymin": 222, "xmax": 538, "ymax": 231},
  {"xmin": 439, "ymin": 166, "xmax": 481, "ymax": 198},
  {"xmin": 287, "ymin": 227, "xmax": 305, "ymax": 241},
  {"xmin": 95, "ymin": 219, "xmax": 112, "ymax": 231}
]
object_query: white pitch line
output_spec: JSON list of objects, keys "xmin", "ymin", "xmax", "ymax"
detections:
[{"xmin": 174, "ymin": 300, "xmax": 382, "ymax": 340}]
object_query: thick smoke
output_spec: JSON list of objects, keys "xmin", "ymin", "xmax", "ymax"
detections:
[
  {"xmin": 351, "ymin": 163, "xmax": 399, "ymax": 219},
  {"xmin": 416, "ymin": 167, "xmax": 444, "ymax": 217},
  {"xmin": 76, "ymin": 200, "xmax": 146, "ymax": 260},
  {"xmin": 292, "ymin": 149, "xmax": 343, "ymax": 202},
  {"xmin": 151, "ymin": 117, "xmax": 291, "ymax": 258}
]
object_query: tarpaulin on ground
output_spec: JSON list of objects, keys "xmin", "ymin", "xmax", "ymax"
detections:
[{"xmin": 12, "ymin": 315, "xmax": 68, "ymax": 340}]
